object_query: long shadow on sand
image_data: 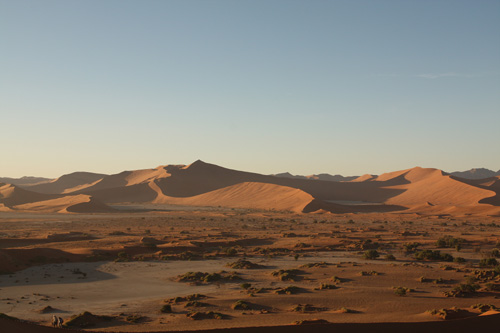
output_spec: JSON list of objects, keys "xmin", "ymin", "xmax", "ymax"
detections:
[{"xmin": 0, "ymin": 262, "xmax": 116, "ymax": 287}]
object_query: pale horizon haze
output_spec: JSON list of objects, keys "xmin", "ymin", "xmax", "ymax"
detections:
[{"xmin": 1, "ymin": 0, "xmax": 499, "ymax": 178}]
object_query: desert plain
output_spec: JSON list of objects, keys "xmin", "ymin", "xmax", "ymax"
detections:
[{"xmin": 1, "ymin": 161, "xmax": 500, "ymax": 332}]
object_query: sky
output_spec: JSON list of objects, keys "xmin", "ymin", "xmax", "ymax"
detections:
[{"xmin": 1, "ymin": 0, "xmax": 499, "ymax": 178}]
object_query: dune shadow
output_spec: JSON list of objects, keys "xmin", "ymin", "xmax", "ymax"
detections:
[{"xmin": 0, "ymin": 262, "xmax": 117, "ymax": 287}]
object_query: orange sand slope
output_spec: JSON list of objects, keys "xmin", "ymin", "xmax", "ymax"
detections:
[
  {"xmin": 13, "ymin": 194, "xmax": 116, "ymax": 213},
  {"xmin": 1, "ymin": 161, "xmax": 499, "ymax": 216},
  {"xmin": 156, "ymin": 182, "xmax": 315, "ymax": 212}
]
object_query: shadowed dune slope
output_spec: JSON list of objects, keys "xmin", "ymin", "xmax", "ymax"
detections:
[
  {"xmin": 1, "ymin": 313, "xmax": 500, "ymax": 333},
  {"xmin": 155, "ymin": 182, "xmax": 315, "ymax": 212},
  {"xmin": 24, "ymin": 172, "xmax": 107, "ymax": 194},
  {"xmin": 69, "ymin": 165, "xmax": 186, "ymax": 202},
  {"xmin": 154, "ymin": 160, "xmax": 404, "ymax": 203},
  {"xmin": 13, "ymin": 194, "xmax": 115, "ymax": 213},
  {"xmin": 0, "ymin": 183, "xmax": 58, "ymax": 207}
]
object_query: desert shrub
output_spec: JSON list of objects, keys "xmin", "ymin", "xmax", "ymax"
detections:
[
  {"xmin": 479, "ymin": 258, "xmax": 498, "ymax": 267},
  {"xmin": 338, "ymin": 307, "xmax": 355, "ymax": 313},
  {"xmin": 436, "ymin": 235, "xmax": 465, "ymax": 248},
  {"xmin": 331, "ymin": 276, "xmax": 345, "ymax": 283},
  {"xmin": 271, "ymin": 269, "xmax": 300, "ymax": 281},
  {"xmin": 186, "ymin": 311, "xmax": 225, "ymax": 320},
  {"xmin": 363, "ymin": 249, "xmax": 379, "ymax": 260},
  {"xmin": 471, "ymin": 303, "xmax": 498, "ymax": 312},
  {"xmin": 165, "ymin": 294, "xmax": 207, "ymax": 304},
  {"xmin": 403, "ymin": 242, "xmax": 420, "ymax": 253},
  {"xmin": 227, "ymin": 259, "xmax": 262, "ymax": 269},
  {"xmin": 490, "ymin": 248, "xmax": 500, "ymax": 258},
  {"xmin": 274, "ymin": 285, "xmax": 301, "ymax": 295},
  {"xmin": 231, "ymin": 300, "xmax": 250, "ymax": 310},
  {"xmin": 359, "ymin": 271, "xmax": 379, "ymax": 276},
  {"xmin": 177, "ymin": 271, "xmax": 222, "ymax": 283},
  {"xmin": 223, "ymin": 271, "xmax": 242, "ymax": 280},
  {"xmin": 291, "ymin": 304, "xmax": 316, "ymax": 312},
  {"xmin": 384, "ymin": 254, "xmax": 396, "ymax": 261},
  {"xmin": 125, "ymin": 315, "xmax": 146, "ymax": 323},
  {"xmin": 185, "ymin": 301, "xmax": 208, "ymax": 308},
  {"xmin": 115, "ymin": 252, "xmax": 129, "ymax": 262},
  {"xmin": 393, "ymin": 287, "xmax": 408, "ymax": 296},
  {"xmin": 224, "ymin": 247, "xmax": 238, "ymax": 256},
  {"xmin": 414, "ymin": 250, "xmax": 453, "ymax": 262},
  {"xmin": 454, "ymin": 257, "xmax": 466, "ymax": 263},
  {"xmin": 300, "ymin": 262, "xmax": 328, "ymax": 268},
  {"xmin": 427, "ymin": 307, "xmax": 470, "ymax": 320},
  {"xmin": 318, "ymin": 283, "xmax": 338, "ymax": 290},
  {"xmin": 444, "ymin": 283, "xmax": 479, "ymax": 297},
  {"xmin": 161, "ymin": 305, "xmax": 172, "ymax": 313},
  {"xmin": 240, "ymin": 283, "xmax": 252, "ymax": 290}
]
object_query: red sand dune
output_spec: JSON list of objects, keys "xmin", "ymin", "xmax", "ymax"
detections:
[
  {"xmin": 155, "ymin": 182, "xmax": 315, "ymax": 212},
  {"xmin": 0, "ymin": 183, "xmax": 57, "ymax": 207},
  {"xmin": 2, "ymin": 161, "xmax": 499, "ymax": 216},
  {"xmin": 373, "ymin": 167, "xmax": 496, "ymax": 206},
  {"xmin": 23, "ymin": 172, "xmax": 107, "ymax": 194},
  {"xmin": 13, "ymin": 194, "xmax": 115, "ymax": 213}
]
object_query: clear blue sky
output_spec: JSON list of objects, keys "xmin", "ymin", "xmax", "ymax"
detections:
[{"xmin": 1, "ymin": 0, "xmax": 499, "ymax": 178}]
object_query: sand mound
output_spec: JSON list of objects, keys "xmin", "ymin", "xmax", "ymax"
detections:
[{"xmin": 156, "ymin": 182, "xmax": 315, "ymax": 212}]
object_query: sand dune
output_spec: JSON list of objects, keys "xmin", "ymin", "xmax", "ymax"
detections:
[
  {"xmin": 350, "ymin": 174, "xmax": 377, "ymax": 182},
  {"xmin": 375, "ymin": 167, "xmax": 496, "ymax": 206},
  {"xmin": 13, "ymin": 194, "xmax": 115, "ymax": 213},
  {"xmin": 24, "ymin": 172, "xmax": 107, "ymax": 194},
  {"xmin": 3, "ymin": 161, "xmax": 499, "ymax": 216},
  {"xmin": 155, "ymin": 182, "xmax": 315, "ymax": 212},
  {"xmin": 0, "ymin": 183, "xmax": 57, "ymax": 207}
]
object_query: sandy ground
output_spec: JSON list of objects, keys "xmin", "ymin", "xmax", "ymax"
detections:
[{"xmin": 1, "ymin": 208, "xmax": 500, "ymax": 331}]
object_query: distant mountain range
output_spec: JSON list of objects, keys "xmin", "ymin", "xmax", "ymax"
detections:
[
  {"xmin": 449, "ymin": 168, "xmax": 500, "ymax": 179},
  {"xmin": 1, "ymin": 162, "xmax": 499, "ymax": 216},
  {"xmin": 0, "ymin": 176, "xmax": 52, "ymax": 186},
  {"xmin": 274, "ymin": 168, "xmax": 500, "ymax": 181},
  {"xmin": 273, "ymin": 172, "xmax": 358, "ymax": 182}
]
